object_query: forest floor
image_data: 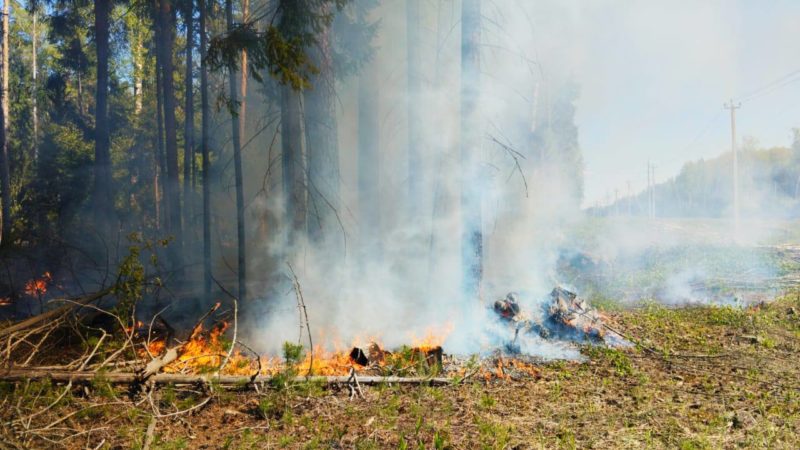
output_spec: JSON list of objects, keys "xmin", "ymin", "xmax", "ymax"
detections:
[{"xmin": 2, "ymin": 293, "xmax": 800, "ymax": 449}]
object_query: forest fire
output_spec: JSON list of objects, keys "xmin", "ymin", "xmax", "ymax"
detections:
[
  {"xmin": 128, "ymin": 319, "xmax": 458, "ymax": 378},
  {"xmin": 121, "ymin": 289, "xmax": 617, "ymax": 379},
  {"xmin": 24, "ymin": 272, "xmax": 51, "ymax": 298}
]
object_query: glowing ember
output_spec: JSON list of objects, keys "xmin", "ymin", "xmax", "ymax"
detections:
[
  {"xmin": 24, "ymin": 272, "xmax": 51, "ymax": 297},
  {"xmin": 145, "ymin": 340, "xmax": 165, "ymax": 356}
]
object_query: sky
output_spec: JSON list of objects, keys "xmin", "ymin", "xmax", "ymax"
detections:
[{"xmin": 532, "ymin": 0, "xmax": 800, "ymax": 207}]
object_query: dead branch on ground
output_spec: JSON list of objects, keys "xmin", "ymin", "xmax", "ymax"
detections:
[{"xmin": 0, "ymin": 369, "xmax": 453, "ymax": 386}]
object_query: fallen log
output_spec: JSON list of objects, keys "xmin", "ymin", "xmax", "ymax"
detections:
[
  {"xmin": 0, "ymin": 368, "xmax": 452, "ymax": 386},
  {"xmin": 0, "ymin": 288, "xmax": 112, "ymax": 339}
]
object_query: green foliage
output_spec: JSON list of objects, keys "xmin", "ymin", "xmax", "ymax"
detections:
[
  {"xmin": 208, "ymin": 0, "xmax": 351, "ymax": 91},
  {"xmin": 477, "ymin": 419, "xmax": 513, "ymax": 450},
  {"xmin": 107, "ymin": 234, "xmax": 168, "ymax": 339},
  {"xmin": 332, "ymin": 0, "xmax": 380, "ymax": 79},
  {"xmin": 91, "ymin": 372, "xmax": 117, "ymax": 399},
  {"xmin": 583, "ymin": 346, "xmax": 634, "ymax": 376},
  {"xmin": 478, "ymin": 392, "xmax": 495, "ymax": 409},
  {"xmin": 283, "ymin": 341, "xmax": 305, "ymax": 364}
]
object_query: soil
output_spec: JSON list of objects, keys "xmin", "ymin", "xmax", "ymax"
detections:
[{"xmin": 2, "ymin": 294, "xmax": 799, "ymax": 449}]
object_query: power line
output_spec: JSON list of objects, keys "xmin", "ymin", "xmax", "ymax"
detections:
[{"xmin": 736, "ymin": 68, "xmax": 800, "ymax": 103}]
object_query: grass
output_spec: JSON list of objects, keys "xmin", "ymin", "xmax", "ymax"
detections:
[{"xmin": 1, "ymin": 294, "xmax": 799, "ymax": 448}]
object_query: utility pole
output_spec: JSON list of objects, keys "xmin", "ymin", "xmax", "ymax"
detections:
[
  {"xmin": 651, "ymin": 164, "xmax": 656, "ymax": 218},
  {"xmin": 724, "ymin": 99, "xmax": 741, "ymax": 232},
  {"xmin": 647, "ymin": 161, "xmax": 654, "ymax": 219},
  {"xmin": 627, "ymin": 180, "xmax": 632, "ymax": 216},
  {"xmin": 646, "ymin": 161, "xmax": 650, "ymax": 218}
]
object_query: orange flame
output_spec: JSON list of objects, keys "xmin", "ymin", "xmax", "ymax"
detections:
[
  {"xmin": 136, "ymin": 323, "xmax": 457, "ymax": 378},
  {"xmin": 24, "ymin": 272, "xmax": 51, "ymax": 297},
  {"xmin": 409, "ymin": 323, "xmax": 454, "ymax": 351}
]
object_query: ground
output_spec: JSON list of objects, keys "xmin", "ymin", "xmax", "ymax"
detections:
[{"xmin": 2, "ymin": 292, "xmax": 799, "ymax": 449}]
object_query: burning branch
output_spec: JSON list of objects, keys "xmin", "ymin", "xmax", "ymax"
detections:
[{"xmin": 211, "ymin": 275, "xmax": 239, "ymax": 375}]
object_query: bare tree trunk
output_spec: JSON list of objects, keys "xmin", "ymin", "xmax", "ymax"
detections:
[
  {"xmin": 239, "ymin": 0, "xmax": 249, "ymax": 142},
  {"xmin": 281, "ymin": 87, "xmax": 306, "ymax": 247},
  {"xmin": 0, "ymin": 0, "xmax": 9, "ymax": 246},
  {"xmin": 78, "ymin": 73, "xmax": 86, "ymax": 117},
  {"xmin": 226, "ymin": 0, "xmax": 246, "ymax": 302},
  {"xmin": 460, "ymin": 0, "xmax": 482, "ymax": 299},
  {"xmin": 304, "ymin": 9, "xmax": 339, "ymax": 245},
  {"xmin": 93, "ymin": 0, "xmax": 114, "ymax": 226},
  {"xmin": 134, "ymin": 31, "xmax": 143, "ymax": 115},
  {"xmin": 406, "ymin": 0, "xmax": 423, "ymax": 216},
  {"xmin": 32, "ymin": 9, "xmax": 38, "ymax": 160},
  {"xmin": 159, "ymin": 0, "xmax": 183, "ymax": 269},
  {"xmin": 154, "ymin": 14, "xmax": 166, "ymax": 231},
  {"xmin": 358, "ymin": 67, "xmax": 381, "ymax": 263},
  {"xmin": 199, "ymin": 0, "xmax": 212, "ymax": 296},
  {"xmin": 183, "ymin": 0, "xmax": 194, "ymax": 249}
]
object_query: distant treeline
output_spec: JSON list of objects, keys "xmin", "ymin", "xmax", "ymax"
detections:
[{"xmin": 595, "ymin": 132, "xmax": 800, "ymax": 218}]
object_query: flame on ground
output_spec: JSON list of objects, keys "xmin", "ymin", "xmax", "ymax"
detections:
[
  {"xmin": 409, "ymin": 322, "xmax": 454, "ymax": 352},
  {"xmin": 24, "ymin": 272, "xmax": 51, "ymax": 297},
  {"xmin": 134, "ymin": 323, "xmax": 456, "ymax": 377}
]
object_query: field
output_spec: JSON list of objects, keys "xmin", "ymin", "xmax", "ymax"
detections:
[{"xmin": 2, "ymin": 292, "xmax": 799, "ymax": 449}]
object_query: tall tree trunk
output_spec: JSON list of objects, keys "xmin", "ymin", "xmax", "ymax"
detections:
[
  {"xmin": 281, "ymin": 86, "xmax": 305, "ymax": 247},
  {"xmin": 0, "ymin": 0, "xmax": 9, "ymax": 246},
  {"xmin": 460, "ymin": 0, "xmax": 482, "ymax": 299},
  {"xmin": 304, "ymin": 10, "xmax": 338, "ymax": 245},
  {"xmin": 183, "ymin": 0, "xmax": 194, "ymax": 248},
  {"xmin": 133, "ymin": 30, "xmax": 143, "ymax": 115},
  {"xmin": 159, "ymin": 0, "xmax": 183, "ymax": 268},
  {"xmin": 226, "ymin": 0, "xmax": 246, "ymax": 302},
  {"xmin": 358, "ymin": 68, "xmax": 380, "ymax": 262},
  {"xmin": 154, "ymin": 14, "xmax": 166, "ymax": 230},
  {"xmin": 199, "ymin": 0, "xmax": 212, "ymax": 295},
  {"xmin": 239, "ymin": 0, "xmax": 248, "ymax": 142},
  {"xmin": 77, "ymin": 72, "xmax": 84, "ymax": 116},
  {"xmin": 406, "ymin": 0, "xmax": 422, "ymax": 216},
  {"xmin": 32, "ymin": 9, "xmax": 38, "ymax": 160},
  {"xmin": 93, "ymin": 0, "xmax": 114, "ymax": 226}
]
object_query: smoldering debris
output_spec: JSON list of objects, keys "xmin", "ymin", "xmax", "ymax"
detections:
[{"xmin": 493, "ymin": 286, "xmax": 628, "ymax": 353}]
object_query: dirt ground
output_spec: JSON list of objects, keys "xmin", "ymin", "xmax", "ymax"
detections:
[{"xmin": 2, "ymin": 293, "xmax": 799, "ymax": 449}]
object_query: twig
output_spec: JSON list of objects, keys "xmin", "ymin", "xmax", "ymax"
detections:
[
  {"xmin": 20, "ymin": 324, "xmax": 58, "ymax": 366},
  {"xmin": 153, "ymin": 396, "xmax": 212, "ymax": 418},
  {"xmin": 0, "ymin": 289, "xmax": 112, "ymax": 339},
  {"xmin": 210, "ymin": 276, "xmax": 238, "ymax": 375},
  {"xmin": 286, "ymin": 262, "xmax": 313, "ymax": 376},
  {"xmin": 235, "ymin": 340, "xmax": 262, "ymax": 382},
  {"xmin": 347, "ymin": 367, "xmax": 364, "ymax": 400},
  {"xmin": 78, "ymin": 330, "xmax": 107, "ymax": 371},
  {"xmin": 142, "ymin": 416, "xmax": 156, "ymax": 450},
  {"xmin": 189, "ymin": 302, "xmax": 222, "ymax": 339},
  {"xmin": 0, "ymin": 369, "xmax": 454, "ymax": 386},
  {"xmin": 488, "ymin": 134, "xmax": 529, "ymax": 197}
]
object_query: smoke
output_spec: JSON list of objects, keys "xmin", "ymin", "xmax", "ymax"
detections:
[
  {"xmin": 231, "ymin": 1, "xmax": 795, "ymax": 360},
  {"xmin": 229, "ymin": 0, "xmax": 596, "ymax": 359}
]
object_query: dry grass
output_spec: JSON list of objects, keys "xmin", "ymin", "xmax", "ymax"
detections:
[{"xmin": 2, "ymin": 294, "xmax": 799, "ymax": 449}]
